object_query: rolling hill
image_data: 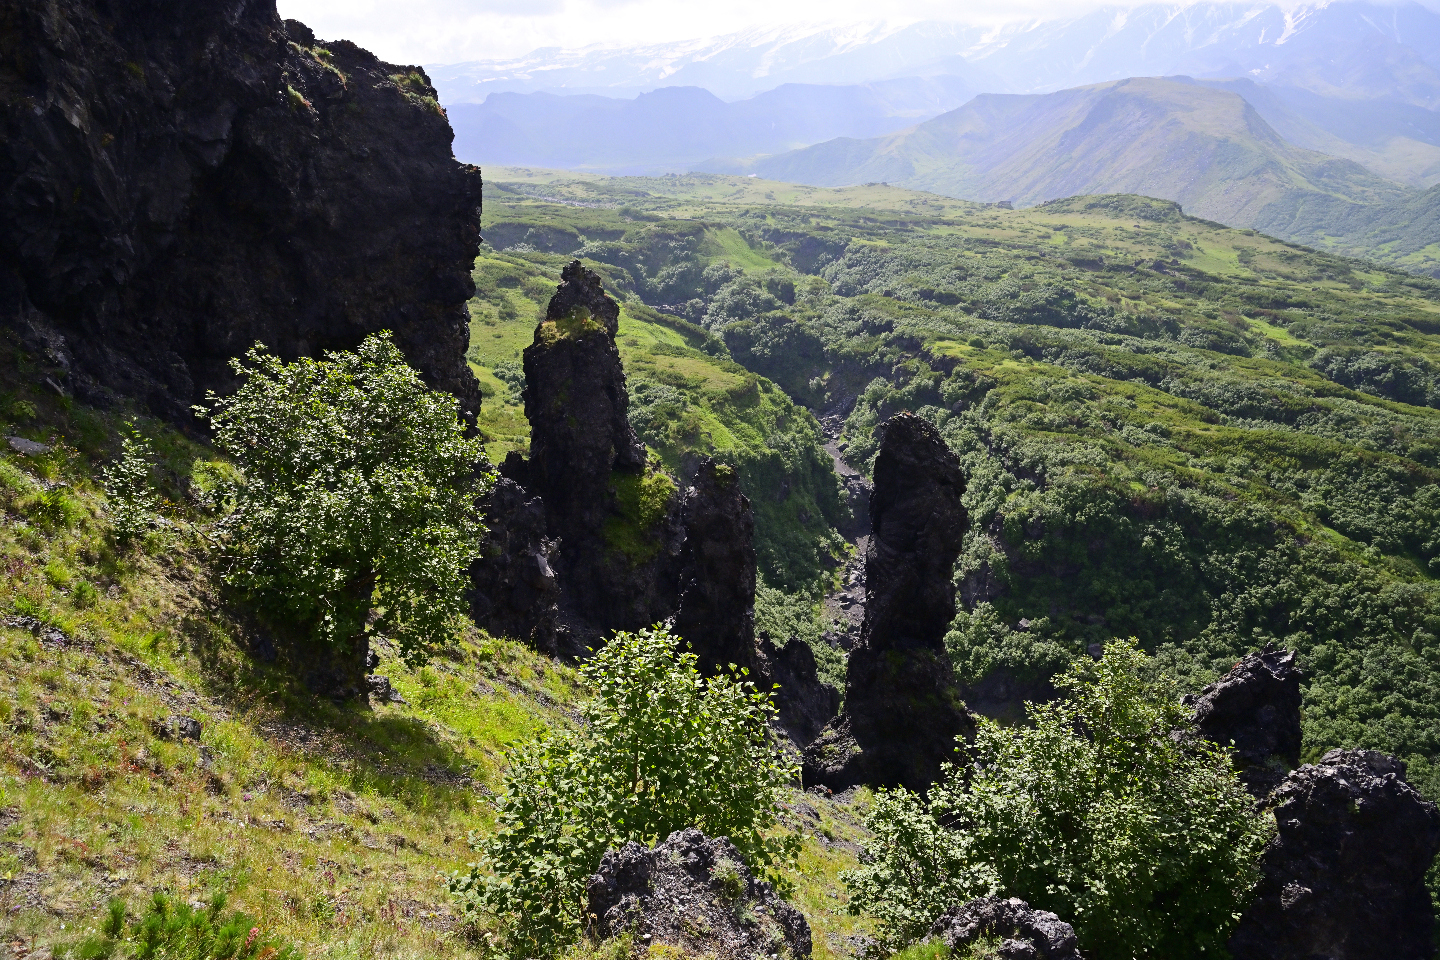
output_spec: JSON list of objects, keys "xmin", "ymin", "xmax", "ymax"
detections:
[{"xmin": 724, "ymin": 77, "xmax": 1438, "ymax": 274}]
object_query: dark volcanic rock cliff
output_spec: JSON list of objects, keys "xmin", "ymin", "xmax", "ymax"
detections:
[
  {"xmin": 1229, "ymin": 749, "xmax": 1440, "ymax": 960},
  {"xmin": 1188, "ymin": 645, "xmax": 1304, "ymax": 797},
  {"xmin": 1, "ymin": 0, "xmax": 482, "ymax": 419},
  {"xmin": 805, "ymin": 413, "xmax": 975, "ymax": 792},
  {"xmin": 674, "ymin": 458, "xmax": 760, "ymax": 676}
]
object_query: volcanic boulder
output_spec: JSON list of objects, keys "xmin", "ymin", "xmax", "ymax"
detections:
[
  {"xmin": 804, "ymin": 413, "xmax": 975, "ymax": 792},
  {"xmin": 1228, "ymin": 749, "xmax": 1440, "ymax": 960},
  {"xmin": 930, "ymin": 897, "xmax": 1081, "ymax": 960},
  {"xmin": 585, "ymin": 828, "xmax": 811, "ymax": 960},
  {"xmin": 1, "ymin": 0, "xmax": 482, "ymax": 420},
  {"xmin": 1188, "ymin": 644, "xmax": 1304, "ymax": 797}
]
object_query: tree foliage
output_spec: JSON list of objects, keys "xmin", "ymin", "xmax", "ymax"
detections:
[
  {"xmin": 449, "ymin": 626, "xmax": 797, "ymax": 957},
  {"xmin": 197, "ymin": 333, "xmax": 489, "ymax": 663},
  {"xmin": 844, "ymin": 639, "xmax": 1273, "ymax": 959},
  {"xmin": 102, "ymin": 425, "xmax": 159, "ymax": 547}
]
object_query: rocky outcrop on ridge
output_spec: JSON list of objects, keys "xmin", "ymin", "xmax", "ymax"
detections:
[
  {"xmin": 1, "ymin": 0, "xmax": 482, "ymax": 421},
  {"xmin": 929, "ymin": 897, "xmax": 1082, "ymax": 960},
  {"xmin": 804, "ymin": 414, "xmax": 975, "ymax": 792},
  {"xmin": 585, "ymin": 828, "xmax": 812, "ymax": 960},
  {"xmin": 674, "ymin": 459, "xmax": 760, "ymax": 677},
  {"xmin": 1187, "ymin": 645, "xmax": 1304, "ymax": 797},
  {"xmin": 760, "ymin": 633, "xmax": 841, "ymax": 747},
  {"xmin": 1228, "ymin": 749, "xmax": 1440, "ymax": 960}
]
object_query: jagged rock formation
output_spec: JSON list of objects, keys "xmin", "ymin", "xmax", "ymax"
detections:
[
  {"xmin": 516, "ymin": 260, "xmax": 681, "ymax": 633},
  {"xmin": 674, "ymin": 459, "xmax": 761, "ymax": 675},
  {"xmin": 1187, "ymin": 645, "xmax": 1304, "ymax": 797},
  {"xmin": 585, "ymin": 828, "xmax": 812, "ymax": 960},
  {"xmin": 0, "ymin": 1, "xmax": 482, "ymax": 421},
  {"xmin": 760, "ymin": 633, "xmax": 841, "ymax": 746},
  {"xmin": 804, "ymin": 414, "xmax": 975, "ymax": 792},
  {"xmin": 468, "ymin": 477, "xmax": 561, "ymax": 653},
  {"xmin": 1229, "ymin": 749, "xmax": 1440, "ymax": 960},
  {"xmin": 929, "ymin": 897, "xmax": 1081, "ymax": 960}
]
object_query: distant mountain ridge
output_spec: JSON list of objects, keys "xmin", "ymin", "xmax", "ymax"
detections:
[
  {"xmin": 448, "ymin": 77, "xmax": 976, "ymax": 174},
  {"xmin": 712, "ymin": 77, "xmax": 1436, "ymax": 276},
  {"xmin": 429, "ymin": 2, "xmax": 1440, "ymax": 105}
]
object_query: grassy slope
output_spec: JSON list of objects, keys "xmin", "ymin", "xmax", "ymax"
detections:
[{"xmin": 0, "ymin": 340, "xmax": 869, "ymax": 958}]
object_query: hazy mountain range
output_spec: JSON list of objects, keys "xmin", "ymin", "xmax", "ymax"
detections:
[{"xmin": 436, "ymin": 1, "xmax": 1440, "ymax": 274}]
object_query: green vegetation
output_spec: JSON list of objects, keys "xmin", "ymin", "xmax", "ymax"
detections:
[
  {"xmin": 58, "ymin": 892, "xmax": 302, "ymax": 960},
  {"xmin": 603, "ymin": 460, "xmax": 677, "ymax": 565},
  {"xmin": 100, "ymin": 426, "xmax": 159, "ymax": 547},
  {"xmin": 447, "ymin": 627, "xmax": 798, "ymax": 957},
  {"xmin": 483, "ymin": 172, "xmax": 1440, "ymax": 811},
  {"xmin": 845, "ymin": 640, "xmax": 1272, "ymax": 959},
  {"xmin": 198, "ymin": 334, "xmax": 491, "ymax": 665}
]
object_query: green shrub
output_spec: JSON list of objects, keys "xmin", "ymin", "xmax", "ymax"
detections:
[
  {"xmin": 196, "ymin": 332, "xmax": 490, "ymax": 665},
  {"xmin": 102, "ymin": 425, "xmax": 159, "ymax": 546},
  {"xmin": 58, "ymin": 892, "xmax": 301, "ymax": 960},
  {"xmin": 449, "ymin": 626, "xmax": 797, "ymax": 957},
  {"xmin": 844, "ymin": 638, "xmax": 1273, "ymax": 959}
]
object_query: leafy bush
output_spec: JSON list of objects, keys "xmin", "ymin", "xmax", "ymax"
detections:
[
  {"xmin": 844, "ymin": 639, "xmax": 1273, "ymax": 959},
  {"xmin": 449, "ymin": 626, "xmax": 797, "ymax": 957},
  {"xmin": 102, "ymin": 425, "xmax": 159, "ymax": 546},
  {"xmin": 58, "ymin": 892, "xmax": 301, "ymax": 960},
  {"xmin": 197, "ymin": 332, "xmax": 490, "ymax": 664}
]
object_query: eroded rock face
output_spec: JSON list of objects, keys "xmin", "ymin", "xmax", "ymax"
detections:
[
  {"xmin": 1188, "ymin": 645, "xmax": 1304, "ymax": 797},
  {"xmin": 805, "ymin": 414, "xmax": 974, "ymax": 792},
  {"xmin": 585, "ymin": 828, "xmax": 811, "ymax": 960},
  {"xmin": 929, "ymin": 897, "xmax": 1081, "ymax": 960},
  {"xmin": 1228, "ymin": 749, "xmax": 1440, "ymax": 960},
  {"xmin": 675, "ymin": 459, "xmax": 759, "ymax": 676},
  {"xmin": 1, "ymin": 1, "xmax": 482, "ymax": 420}
]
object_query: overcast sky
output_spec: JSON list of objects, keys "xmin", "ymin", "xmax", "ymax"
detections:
[{"xmin": 276, "ymin": 0, "xmax": 1155, "ymax": 65}]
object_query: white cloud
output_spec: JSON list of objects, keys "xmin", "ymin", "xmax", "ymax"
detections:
[{"xmin": 275, "ymin": 0, "xmax": 1118, "ymax": 64}]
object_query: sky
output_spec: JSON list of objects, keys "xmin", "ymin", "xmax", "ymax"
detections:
[{"xmin": 275, "ymin": 0, "xmax": 1137, "ymax": 65}]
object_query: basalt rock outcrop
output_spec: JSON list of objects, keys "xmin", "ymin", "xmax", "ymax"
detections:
[
  {"xmin": 1228, "ymin": 749, "xmax": 1440, "ymax": 960},
  {"xmin": 929, "ymin": 897, "xmax": 1082, "ymax": 960},
  {"xmin": 1, "ymin": 0, "xmax": 483, "ymax": 421},
  {"xmin": 1187, "ymin": 645, "xmax": 1304, "ymax": 797},
  {"xmin": 760, "ymin": 633, "xmax": 841, "ymax": 747},
  {"xmin": 674, "ymin": 459, "xmax": 761, "ymax": 677},
  {"xmin": 804, "ymin": 414, "xmax": 975, "ymax": 792},
  {"xmin": 585, "ymin": 828, "xmax": 812, "ymax": 960},
  {"xmin": 514, "ymin": 261, "xmax": 680, "ymax": 635}
]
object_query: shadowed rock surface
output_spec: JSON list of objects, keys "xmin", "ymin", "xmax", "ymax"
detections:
[
  {"xmin": 585, "ymin": 828, "xmax": 811, "ymax": 960},
  {"xmin": 675, "ymin": 458, "xmax": 760, "ymax": 676},
  {"xmin": 760, "ymin": 633, "xmax": 840, "ymax": 746},
  {"xmin": 468, "ymin": 477, "xmax": 562, "ymax": 654},
  {"xmin": 1188, "ymin": 644, "xmax": 1304, "ymax": 797},
  {"xmin": 1228, "ymin": 749, "xmax": 1440, "ymax": 960},
  {"xmin": 0, "ymin": 0, "xmax": 482, "ymax": 421},
  {"xmin": 805, "ymin": 413, "xmax": 974, "ymax": 792},
  {"xmin": 930, "ymin": 897, "xmax": 1081, "ymax": 960}
]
